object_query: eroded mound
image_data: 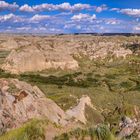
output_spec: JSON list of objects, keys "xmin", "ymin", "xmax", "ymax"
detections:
[
  {"xmin": 0, "ymin": 78, "xmax": 95, "ymax": 135},
  {"xmin": 1, "ymin": 35, "xmax": 135, "ymax": 74},
  {"xmin": 0, "ymin": 78, "xmax": 67, "ymax": 133}
]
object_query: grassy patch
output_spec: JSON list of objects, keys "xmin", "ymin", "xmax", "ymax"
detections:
[
  {"xmin": 0, "ymin": 51, "xmax": 10, "ymax": 65},
  {"xmin": 0, "ymin": 55, "xmax": 140, "ymax": 133},
  {"xmin": 0, "ymin": 119, "xmax": 47, "ymax": 140},
  {"xmin": 54, "ymin": 124, "xmax": 116, "ymax": 140},
  {"xmin": 7, "ymin": 82, "xmax": 20, "ymax": 94}
]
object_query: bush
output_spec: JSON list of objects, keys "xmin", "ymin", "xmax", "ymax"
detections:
[
  {"xmin": 54, "ymin": 133, "xmax": 69, "ymax": 140},
  {"xmin": 94, "ymin": 125, "xmax": 116, "ymax": 140},
  {"xmin": 55, "ymin": 125, "xmax": 116, "ymax": 140},
  {"xmin": 0, "ymin": 120, "xmax": 46, "ymax": 140}
]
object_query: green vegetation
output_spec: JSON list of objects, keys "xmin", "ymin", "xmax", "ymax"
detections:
[
  {"xmin": 0, "ymin": 51, "xmax": 10, "ymax": 65},
  {"xmin": 85, "ymin": 105, "xmax": 104, "ymax": 125},
  {"xmin": 19, "ymin": 72, "xmax": 96, "ymax": 88},
  {"xmin": 124, "ymin": 43, "xmax": 140, "ymax": 53},
  {"xmin": 0, "ymin": 54, "xmax": 140, "ymax": 139},
  {"xmin": 0, "ymin": 119, "xmax": 46, "ymax": 140},
  {"xmin": 7, "ymin": 82, "xmax": 20, "ymax": 94},
  {"xmin": 54, "ymin": 124, "xmax": 116, "ymax": 140},
  {"xmin": 0, "ymin": 54, "xmax": 140, "ymax": 111}
]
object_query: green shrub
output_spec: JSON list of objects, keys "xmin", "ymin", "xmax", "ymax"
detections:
[
  {"xmin": 54, "ymin": 133, "xmax": 69, "ymax": 140},
  {"xmin": 0, "ymin": 120, "xmax": 46, "ymax": 140},
  {"xmin": 55, "ymin": 125, "xmax": 116, "ymax": 140},
  {"xmin": 94, "ymin": 125, "xmax": 116, "ymax": 140}
]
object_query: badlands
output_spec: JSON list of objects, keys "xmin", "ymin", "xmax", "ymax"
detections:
[{"xmin": 0, "ymin": 34, "xmax": 140, "ymax": 140}]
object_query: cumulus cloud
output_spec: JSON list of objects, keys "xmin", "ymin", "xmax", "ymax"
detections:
[
  {"xmin": 133, "ymin": 25, "xmax": 140, "ymax": 31},
  {"xmin": 105, "ymin": 19, "xmax": 121, "ymax": 25},
  {"xmin": 0, "ymin": 13, "xmax": 22, "ymax": 23},
  {"xmin": 72, "ymin": 3, "xmax": 91, "ymax": 11},
  {"xmin": 55, "ymin": 3, "xmax": 91, "ymax": 12},
  {"xmin": 71, "ymin": 13, "xmax": 96, "ymax": 21},
  {"xmin": 0, "ymin": 14, "xmax": 139, "ymax": 33},
  {"xmin": 0, "ymin": 1, "xmax": 19, "ymax": 11},
  {"xmin": 95, "ymin": 4, "xmax": 108, "ymax": 13},
  {"xmin": 32, "ymin": 3, "xmax": 56, "ymax": 12},
  {"xmin": 111, "ymin": 8, "xmax": 140, "ymax": 18},
  {"xmin": 56, "ymin": 3, "xmax": 72, "ymax": 11},
  {"xmin": 0, "ymin": 1, "xmax": 107, "ymax": 13},
  {"xmin": 119, "ymin": 9, "xmax": 140, "ymax": 17},
  {"xmin": 110, "ymin": 8, "xmax": 120, "ymax": 11},
  {"xmin": 19, "ymin": 3, "xmax": 92, "ymax": 12},
  {"xmin": 0, "ymin": 2, "xmax": 139, "ymax": 34},
  {"xmin": 19, "ymin": 4, "xmax": 34, "ymax": 12},
  {"xmin": 30, "ymin": 14, "xmax": 50, "ymax": 22},
  {"xmin": 64, "ymin": 16, "xmax": 139, "ymax": 33}
]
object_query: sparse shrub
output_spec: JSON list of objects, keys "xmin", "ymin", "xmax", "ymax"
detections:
[
  {"xmin": 54, "ymin": 133, "xmax": 69, "ymax": 140},
  {"xmin": 89, "ymin": 127, "xmax": 96, "ymax": 140},
  {"xmin": 124, "ymin": 43, "xmax": 140, "ymax": 53},
  {"xmin": 0, "ymin": 120, "xmax": 46, "ymax": 140},
  {"xmin": 7, "ymin": 83, "xmax": 20, "ymax": 94},
  {"xmin": 55, "ymin": 125, "xmax": 116, "ymax": 140},
  {"xmin": 94, "ymin": 125, "xmax": 116, "ymax": 140}
]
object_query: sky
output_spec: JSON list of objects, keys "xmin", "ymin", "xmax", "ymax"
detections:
[{"xmin": 0, "ymin": 0, "xmax": 140, "ymax": 34}]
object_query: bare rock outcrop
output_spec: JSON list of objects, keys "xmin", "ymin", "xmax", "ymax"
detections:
[
  {"xmin": 0, "ymin": 78, "xmax": 67, "ymax": 133},
  {"xmin": 0, "ymin": 78, "xmax": 95, "ymax": 134},
  {"xmin": 0, "ymin": 38, "xmax": 18, "ymax": 50},
  {"xmin": 118, "ymin": 116, "xmax": 140, "ymax": 139},
  {"xmin": 2, "ymin": 45, "xmax": 79, "ymax": 74},
  {"xmin": 1, "ymin": 35, "xmax": 134, "ymax": 74},
  {"xmin": 66, "ymin": 95, "xmax": 94, "ymax": 124}
]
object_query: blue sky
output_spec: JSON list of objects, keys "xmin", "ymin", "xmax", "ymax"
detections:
[{"xmin": 0, "ymin": 0, "xmax": 140, "ymax": 33}]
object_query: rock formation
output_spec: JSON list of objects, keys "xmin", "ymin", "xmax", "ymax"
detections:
[
  {"xmin": 1, "ymin": 35, "xmax": 134, "ymax": 74},
  {"xmin": 0, "ymin": 78, "xmax": 67, "ymax": 133},
  {"xmin": 0, "ymin": 78, "xmax": 94, "ymax": 134},
  {"xmin": 66, "ymin": 95, "xmax": 94, "ymax": 124}
]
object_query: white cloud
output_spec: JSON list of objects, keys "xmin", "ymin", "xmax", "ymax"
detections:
[
  {"xmin": 30, "ymin": 14, "xmax": 50, "ymax": 22},
  {"xmin": 119, "ymin": 9, "xmax": 140, "ymax": 17},
  {"xmin": 133, "ymin": 25, "xmax": 140, "ymax": 31},
  {"xmin": 33, "ymin": 3, "xmax": 56, "ymax": 12},
  {"xmin": 19, "ymin": 3, "xmax": 92, "ymax": 12},
  {"xmin": 0, "ymin": 1, "xmax": 108, "ymax": 14},
  {"xmin": 95, "ymin": 4, "xmax": 108, "ymax": 13},
  {"xmin": 105, "ymin": 19, "xmax": 121, "ymax": 25},
  {"xmin": 56, "ymin": 3, "xmax": 71, "ymax": 11},
  {"xmin": 16, "ymin": 27, "xmax": 31, "ymax": 31},
  {"xmin": 64, "ymin": 24, "xmax": 75, "ymax": 29},
  {"xmin": 110, "ymin": 8, "xmax": 120, "ymax": 11},
  {"xmin": 0, "ymin": 13, "xmax": 22, "ymax": 23},
  {"xmin": 0, "ymin": 1, "xmax": 19, "ymax": 11},
  {"xmin": 72, "ymin": 3, "xmax": 91, "ymax": 11},
  {"xmin": 110, "ymin": 8, "xmax": 140, "ymax": 18},
  {"xmin": 19, "ymin": 4, "xmax": 34, "ymax": 12},
  {"xmin": 0, "ymin": 6, "xmax": 139, "ymax": 34},
  {"xmin": 71, "ymin": 13, "xmax": 96, "ymax": 21}
]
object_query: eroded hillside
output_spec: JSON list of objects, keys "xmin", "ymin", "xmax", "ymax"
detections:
[
  {"xmin": 0, "ymin": 35, "xmax": 137, "ymax": 73},
  {"xmin": 0, "ymin": 35, "xmax": 140, "ymax": 140}
]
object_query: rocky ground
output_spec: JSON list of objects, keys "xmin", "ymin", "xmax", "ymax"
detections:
[
  {"xmin": 0, "ymin": 35, "xmax": 135, "ymax": 74},
  {"xmin": 0, "ymin": 34, "xmax": 140, "ymax": 140}
]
